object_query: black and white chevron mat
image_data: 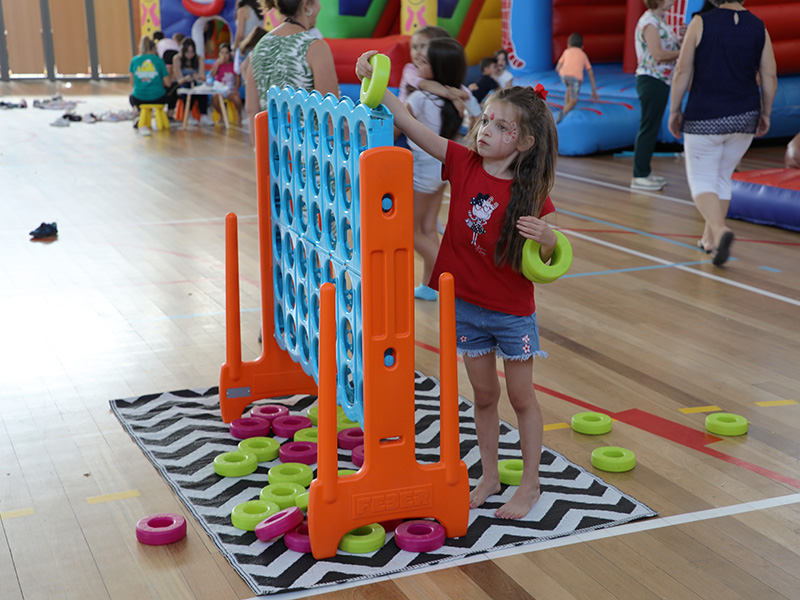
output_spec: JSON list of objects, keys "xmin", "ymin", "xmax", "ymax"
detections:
[{"xmin": 111, "ymin": 372, "xmax": 656, "ymax": 596}]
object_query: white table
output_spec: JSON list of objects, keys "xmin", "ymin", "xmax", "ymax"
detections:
[{"xmin": 177, "ymin": 83, "xmax": 231, "ymax": 130}]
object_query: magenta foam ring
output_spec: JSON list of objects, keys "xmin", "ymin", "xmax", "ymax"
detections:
[
  {"xmin": 250, "ymin": 404, "xmax": 289, "ymax": 423},
  {"xmin": 351, "ymin": 444, "xmax": 364, "ymax": 467},
  {"xmin": 337, "ymin": 427, "xmax": 364, "ymax": 450},
  {"xmin": 284, "ymin": 520, "xmax": 312, "ymax": 553},
  {"xmin": 229, "ymin": 416, "xmax": 271, "ymax": 439},
  {"xmin": 279, "ymin": 441, "xmax": 318, "ymax": 465},
  {"xmin": 254, "ymin": 506, "xmax": 304, "ymax": 542},
  {"xmin": 271, "ymin": 415, "xmax": 313, "ymax": 438},
  {"xmin": 394, "ymin": 520, "xmax": 446, "ymax": 553},
  {"xmin": 135, "ymin": 513, "xmax": 187, "ymax": 545}
]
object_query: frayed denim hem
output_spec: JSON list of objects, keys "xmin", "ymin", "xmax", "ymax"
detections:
[
  {"xmin": 457, "ymin": 347, "xmax": 548, "ymax": 361},
  {"xmin": 499, "ymin": 349, "xmax": 548, "ymax": 361}
]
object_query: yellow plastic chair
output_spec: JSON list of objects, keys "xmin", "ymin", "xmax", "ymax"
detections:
[{"xmin": 138, "ymin": 104, "xmax": 170, "ymax": 130}]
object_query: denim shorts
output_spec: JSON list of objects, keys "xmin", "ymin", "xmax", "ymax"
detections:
[
  {"xmin": 560, "ymin": 75, "xmax": 582, "ymax": 97},
  {"xmin": 455, "ymin": 298, "xmax": 546, "ymax": 361}
]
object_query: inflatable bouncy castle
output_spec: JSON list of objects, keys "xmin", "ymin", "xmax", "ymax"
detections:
[{"xmin": 502, "ymin": 0, "xmax": 800, "ymax": 155}]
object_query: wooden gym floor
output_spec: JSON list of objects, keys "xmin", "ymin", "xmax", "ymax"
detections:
[{"xmin": 1, "ymin": 81, "xmax": 799, "ymax": 600}]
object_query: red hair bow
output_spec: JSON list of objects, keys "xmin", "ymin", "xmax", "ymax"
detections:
[{"xmin": 533, "ymin": 83, "xmax": 548, "ymax": 101}]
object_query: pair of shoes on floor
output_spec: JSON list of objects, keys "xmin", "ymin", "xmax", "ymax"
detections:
[
  {"xmin": 139, "ymin": 126, "xmax": 152, "ymax": 137},
  {"xmin": 50, "ymin": 115, "xmax": 70, "ymax": 127},
  {"xmin": 29, "ymin": 222, "xmax": 58, "ymax": 239},
  {"xmin": 712, "ymin": 231, "xmax": 735, "ymax": 266},
  {"xmin": 200, "ymin": 114, "xmax": 215, "ymax": 127},
  {"xmin": 414, "ymin": 285, "xmax": 437, "ymax": 301},
  {"xmin": 630, "ymin": 174, "xmax": 666, "ymax": 191}
]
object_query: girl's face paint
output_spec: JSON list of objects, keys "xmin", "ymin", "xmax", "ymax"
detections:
[{"xmin": 502, "ymin": 122, "xmax": 518, "ymax": 145}]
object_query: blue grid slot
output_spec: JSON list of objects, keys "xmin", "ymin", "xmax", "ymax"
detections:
[{"xmin": 266, "ymin": 85, "xmax": 394, "ymax": 425}]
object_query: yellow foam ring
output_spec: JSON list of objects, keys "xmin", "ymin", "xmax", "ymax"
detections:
[
  {"xmin": 544, "ymin": 423, "xmax": 571, "ymax": 431},
  {"xmin": 400, "ymin": 0, "xmax": 437, "ymax": 35},
  {"xmin": 86, "ymin": 489, "xmax": 141, "ymax": 505},
  {"xmin": 1, "ymin": 507, "xmax": 35, "ymax": 520},
  {"xmin": 679, "ymin": 405, "xmax": 721, "ymax": 414},
  {"xmin": 755, "ymin": 399, "xmax": 798, "ymax": 407}
]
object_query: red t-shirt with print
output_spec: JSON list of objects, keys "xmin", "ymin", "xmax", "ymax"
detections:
[{"xmin": 430, "ymin": 140, "xmax": 555, "ymax": 316}]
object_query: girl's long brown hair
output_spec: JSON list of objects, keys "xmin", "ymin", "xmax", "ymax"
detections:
[{"xmin": 466, "ymin": 86, "xmax": 558, "ymax": 273}]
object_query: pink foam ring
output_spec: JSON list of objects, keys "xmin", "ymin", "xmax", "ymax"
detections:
[
  {"xmin": 351, "ymin": 444, "xmax": 364, "ymax": 467},
  {"xmin": 279, "ymin": 441, "xmax": 318, "ymax": 465},
  {"xmin": 337, "ymin": 427, "xmax": 364, "ymax": 450},
  {"xmin": 272, "ymin": 415, "xmax": 313, "ymax": 439},
  {"xmin": 394, "ymin": 520, "xmax": 446, "ymax": 553},
  {"xmin": 379, "ymin": 518, "xmax": 404, "ymax": 533},
  {"xmin": 284, "ymin": 520, "xmax": 312, "ymax": 553},
  {"xmin": 135, "ymin": 513, "xmax": 187, "ymax": 546},
  {"xmin": 250, "ymin": 404, "xmax": 289, "ymax": 424},
  {"xmin": 230, "ymin": 416, "xmax": 271, "ymax": 439},
  {"xmin": 254, "ymin": 506, "xmax": 304, "ymax": 542}
]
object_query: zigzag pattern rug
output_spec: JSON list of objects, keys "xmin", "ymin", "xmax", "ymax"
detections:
[{"xmin": 111, "ymin": 371, "xmax": 656, "ymax": 596}]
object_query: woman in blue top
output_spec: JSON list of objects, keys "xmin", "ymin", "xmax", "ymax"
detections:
[
  {"xmin": 669, "ymin": 0, "xmax": 776, "ymax": 266},
  {"xmin": 129, "ymin": 36, "xmax": 175, "ymax": 135},
  {"xmin": 172, "ymin": 37, "xmax": 214, "ymax": 126}
]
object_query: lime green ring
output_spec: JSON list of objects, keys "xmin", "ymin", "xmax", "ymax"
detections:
[
  {"xmin": 238, "ymin": 436, "xmax": 280, "ymax": 462},
  {"xmin": 338, "ymin": 523, "xmax": 386, "ymax": 553},
  {"xmin": 337, "ymin": 416, "xmax": 360, "ymax": 432},
  {"xmin": 213, "ymin": 451, "xmax": 258, "ymax": 477},
  {"xmin": 571, "ymin": 412, "xmax": 613, "ymax": 435},
  {"xmin": 260, "ymin": 482, "xmax": 306, "ymax": 509},
  {"xmin": 307, "ymin": 405, "xmax": 345, "ymax": 426},
  {"xmin": 231, "ymin": 500, "xmax": 279, "ymax": 531},
  {"xmin": 498, "ymin": 459, "xmax": 524, "ymax": 486},
  {"xmin": 294, "ymin": 427, "xmax": 319, "ymax": 443},
  {"xmin": 521, "ymin": 230, "xmax": 573, "ymax": 284},
  {"xmin": 705, "ymin": 413, "xmax": 748, "ymax": 436},
  {"xmin": 360, "ymin": 53, "xmax": 391, "ymax": 109},
  {"xmin": 294, "ymin": 491, "xmax": 309, "ymax": 512},
  {"xmin": 338, "ymin": 469, "xmax": 357, "ymax": 477},
  {"xmin": 268, "ymin": 462, "xmax": 314, "ymax": 487},
  {"xmin": 591, "ymin": 446, "xmax": 636, "ymax": 472}
]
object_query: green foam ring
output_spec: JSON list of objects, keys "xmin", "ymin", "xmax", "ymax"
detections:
[{"xmin": 521, "ymin": 230, "xmax": 573, "ymax": 284}]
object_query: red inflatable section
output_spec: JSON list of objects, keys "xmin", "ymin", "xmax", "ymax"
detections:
[
  {"xmin": 327, "ymin": 35, "xmax": 410, "ymax": 87},
  {"xmin": 746, "ymin": 0, "xmax": 800, "ymax": 74},
  {"xmin": 733, "ymin": 168, "xmax": 800, "ymax": 192},
  {"xmin": 552, "ymin": 0, "xmax": 627, "ymax": 64}
]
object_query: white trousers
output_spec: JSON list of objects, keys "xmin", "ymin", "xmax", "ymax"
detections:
[{"xmin": 683, "ymin": 132, "xmax": 754, "ymax": 200}]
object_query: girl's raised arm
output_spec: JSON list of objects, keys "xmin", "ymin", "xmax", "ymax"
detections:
[{"xmin": 355, "ymin": 52, "xmax": 447, "ymax": 163}]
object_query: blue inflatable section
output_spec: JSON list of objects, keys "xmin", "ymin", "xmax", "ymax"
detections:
[
  {"xmin": 516, "ymin": 66, "xmax": 800, "ymax": 156},
  {"xmin": 729, "ymin": 179, "xmax": 800, "ymax": 233}
]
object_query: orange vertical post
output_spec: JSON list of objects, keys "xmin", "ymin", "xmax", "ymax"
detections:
[
  {"xmin": 308, "ymin": 146, "xmax": 469, "ymax": 559},
  {"xmin": 219, "ymin": 111, "xmax": 317, "ymax": 423}
]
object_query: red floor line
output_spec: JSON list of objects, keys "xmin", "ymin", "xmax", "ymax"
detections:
[{"xmin": 415, "ymin": 340, "xmax": 800, "ymax": 489}]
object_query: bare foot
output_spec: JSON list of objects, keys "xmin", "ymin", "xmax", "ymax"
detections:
[
  {"xmin": 495, "ymin": 484, "xmax": 541, "ymax": 519},
  {"xmin": 469, "ymin": 477, "xmax": 501, "ymax": 509}
]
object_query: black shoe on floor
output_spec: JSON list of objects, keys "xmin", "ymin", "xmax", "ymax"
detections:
[{"xmin": 30, "ymin": 222, "xmax": 58, "ymax": 239}]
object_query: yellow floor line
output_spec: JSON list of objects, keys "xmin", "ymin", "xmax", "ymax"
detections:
[
  {"xmin": 755, "ymin": 399, "xmax": 797, "ymax": 407},
  {"xmin": 679, "ymin": 405, "xmax": 721, "ymax": 414},
  {"xmin": 0, "ymin": 507, "xmax": 35, "ymax": 520},
  {"xmin": 86, "ymin": 489, "xmax": 141, "ymax": 504},
  {"xmin": 544, "ymin": 422, "xmax": 571, "ymax": 431}
]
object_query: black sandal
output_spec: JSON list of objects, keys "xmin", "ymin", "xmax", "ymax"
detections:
[
  {"xmin": 696, "ymin": 240, "xmax": 712, "ymax": 254},
  {"xmin": 712, "ymin": 231, "xmax": 735, "ymax": 266}
]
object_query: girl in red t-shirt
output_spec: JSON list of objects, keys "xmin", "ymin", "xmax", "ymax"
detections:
[{"xmin": 357, "ymin": 54, "xmax": 560, "ymax": 520}]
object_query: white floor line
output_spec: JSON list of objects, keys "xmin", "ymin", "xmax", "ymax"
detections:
[
  {"xmin": 564, "ymin": 229, "xmax": 800, "ymax": 308},
  {"xmin": 556, "ymin": 171, "xmax": 695, "ymax": 206},
  {"xmin": 249, "ymin": 493, "xmax": 800, "ymax": 600}
]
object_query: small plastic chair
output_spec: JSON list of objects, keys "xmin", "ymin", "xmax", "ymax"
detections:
[
  {"xmin": 138, "ymin": 104, "xmax": 169, "ymax": 130},
  {"xmin": 212, "ymin": 98, "xmax": 238, "ymax": 125},
  {"xmin": 175, "ymin": 98, "xmax": 201, "ymax": 123}
]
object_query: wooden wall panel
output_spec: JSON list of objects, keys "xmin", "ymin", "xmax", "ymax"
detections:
[
  {"xmin": 49, "ymin": 0, "xmax": 90, "ymax": 76},
  {"xmin": 94, "ymin": 0, "xmax": 133, "ymax": 76},
  {"xmin": 3, "ymin": 0, "xmax": 46, "ymax": 76}
]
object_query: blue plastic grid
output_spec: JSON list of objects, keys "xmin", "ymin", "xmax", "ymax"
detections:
[{"xmin": 267, "ymin": 86, "xmax": 393, "ymax": 425}]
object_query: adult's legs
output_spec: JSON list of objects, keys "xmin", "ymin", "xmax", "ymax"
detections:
[
  {"xmin": 497, "ymin": 357, "xmax": 543, "ymax": 519},
  {"xmin": 463, "ymin": 352, "xmax": 503, "ymax": 510},
  {"xmin": 633, "ymin": 75, "xmax": 670, "ymax": 179}
]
